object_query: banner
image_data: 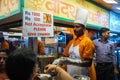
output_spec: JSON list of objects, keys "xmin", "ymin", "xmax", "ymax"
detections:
[
  {"xmin": 0, "ymin": 0, "xmax": 21, "ymax": 19},
  {"xmin": 24, "ymin": 0, "xmax": 109, "ymax": 27},
  {"xmin": 22, "ymin": 9, "xmax": 54, "ymax": 37}
]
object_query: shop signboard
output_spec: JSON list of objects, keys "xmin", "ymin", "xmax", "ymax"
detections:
[
  {"xmin": 0, "ymin": 0, "xmax": 21, "ymax": 20},
  {"xmin": 110, "ymin": 11, "xmax": 120, "ymax": 33},
  {"xmin": 24, "ymin": 0, "xmax": 109, "ymax": 28},
  {"xmin": 22, "ymin": 9, "xmax": 54, "ymax": 37}
]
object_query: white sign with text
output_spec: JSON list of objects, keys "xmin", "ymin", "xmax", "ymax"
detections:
[{"xmin": 23, "ymin": 9, "xmax": 54, "ymax": 37}]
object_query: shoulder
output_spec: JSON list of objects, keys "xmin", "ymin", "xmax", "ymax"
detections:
[
  {"xmin": 93, "ymin": 38, "xmax": 99, "ymax": 42},
  {"xmin": 68, "ymin": 39, "xmax": 74, "ymax": 45},
  {"xmin": 93, "ymin": 39, "xmax": 100, "ymax": 44},
  {"xmin": 108, "ymin": 41, "xmax": 114, "ymax": 46},
  {"xmin": 38, "ymin": 40, "xmax": 43, "ymax": 44},
  {"xmin": 79, "ymin": 37, "xmax": 94, "ymax": 47},
  {"xmin": 83, "ymin": 36, "xmax": 93, "ymax": 43}
]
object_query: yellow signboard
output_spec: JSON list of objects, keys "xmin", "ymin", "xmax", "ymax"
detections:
[
  {"xmin": 24, "ymin": 0, "xmax": 109, "ymax": 27},
  {"xmin": 0, "ymin": 0, "xmax": 21, "ymax": 19}
]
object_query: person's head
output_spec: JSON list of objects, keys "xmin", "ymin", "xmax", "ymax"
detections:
[
  {"xmin": 5, "ymin": 48, "xmax": 36, "ymax": 80},
  {"xmin": 0, "ymin": 49, "xmax": 8, "ymax": 72},
  {"xmin": 73, "ymin": 8, "xmax": 88, "ymax": 38},
  {"xmin": 99, "ymin": 28, "xmax": 110, "ymax": 39},
  {"xmin": 0, "ymin": 32, "xmax": 4, "ymax": 42},
  {"xmin": 73, "ymin": 23, "xmax": 86, "ymax": 37},
  {"xmin": 85, "ymin": 30, "xmax": 96, "ymax": 40}
]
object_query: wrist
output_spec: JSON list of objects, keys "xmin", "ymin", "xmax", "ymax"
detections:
[
  {"xmin": 55, "ymin": 65, "xmax": 61, "ymax": 72},
  {"xmin": 54, "ymin": 65, "xmax": 57, "ymax": 71},
  {"xmin": 55, "ymin": 65, "xmax": 62, "ymax": 78}
]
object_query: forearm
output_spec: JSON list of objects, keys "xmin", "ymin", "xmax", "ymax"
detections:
[
  {"xmin": 60, "ymin": 57, "xmax": 92, "ymax": 67},
  {"xmin": 114, "ymin": 64, "xmax": 118, "ymax": 70},
  {"xmin": 113, "ymin": 64, "xmax": 119, "ymax": 75},
  {"xmin": 112, "ymin": 54, "xmax": 118, "ymax": 70},
  {"xmin": 56, "ymin": 66, "xmax": 73, "ymax": 80}
]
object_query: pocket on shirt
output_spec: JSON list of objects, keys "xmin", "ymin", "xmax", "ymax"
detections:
[{"xmin": 106, "ymin": 45, "xmax": 112, "ymax": 52}]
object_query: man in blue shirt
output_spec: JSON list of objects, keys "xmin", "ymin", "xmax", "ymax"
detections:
[{"xmin": 93, "ymin": 28, "xmax": 119, "ymax": 80}]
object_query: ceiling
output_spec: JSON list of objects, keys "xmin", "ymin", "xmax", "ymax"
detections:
[{"xmin": 92, "ymin": 0, "xmax": 120, "ymax": 14}]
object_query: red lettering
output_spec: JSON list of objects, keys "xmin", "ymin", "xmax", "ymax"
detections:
[
  {"xmin": 34, "ymin": 17, "xmax": 40, "ymax": 21},
  {"xmin": 46, "ymin": 0, "xmax": 60, "ymax": 13},
  {"xmin": 34, "ymin": 28, "xmax": 46, "ymax": 31},
  {"xmin": 25, "ymin": 22, "xmax": 32, "ymax": 26},
  {"xmin": 33, "ymin": 23, "xmax": 51, "ymax": 27},
  {"xmin": 10, "ymin": 0, "xmax": 15, "ymax": 5},
  {"xmin": 45, "ymin": 0, "xmax": 76, "ymax": 19},
  {"xmin": 28, "ymin": 33, "xmax": 36, "ymax": 36},
  {"xmin": 3, "ymin": 0, "xmax": 10, "ymax": 15},
  {"xmin": 3, "ymin": 0, "xmax": 8, "ymax": 7},
  {"xmin": 37, "ymin": 33, "xmax": 50, "ymax": 36},
  {"xmin": 61, "ymin": 1, "xmax": 74, "ymax": 18},
  {"xmin": 32, "ymin": 12, "xmax": 40, "ymax": 16},
  {"xmin": 2, "ymin": 0, "xmax": 18, "ymax": 15}
]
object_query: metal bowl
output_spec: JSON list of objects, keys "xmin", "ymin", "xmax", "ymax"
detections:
[
  {"xmin": 73, "ymin": 75, "xmax": 90, "ymax": 80},
  {"xmin": 37, "ymin": 74, "xmax": 52, "ymax": 80}
]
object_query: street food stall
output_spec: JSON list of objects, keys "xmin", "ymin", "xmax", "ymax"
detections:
[{"xmin": 1, "ymin": 0, "xmax": 120, "ymax": 80}]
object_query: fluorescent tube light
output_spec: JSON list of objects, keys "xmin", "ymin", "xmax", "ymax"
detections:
[{"xmin": 103, "ymin": 0, "xmax": 118, "ymax": 4}]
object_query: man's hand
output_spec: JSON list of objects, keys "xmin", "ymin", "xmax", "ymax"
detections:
[{"xmin": 114, "ymin": 68, "xmax": 119, "ymax": 75}]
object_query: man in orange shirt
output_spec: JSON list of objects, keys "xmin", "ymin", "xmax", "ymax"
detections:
[
  {"xmin": 62, "ymin": 8, "xmax": 96, "ymax": 80},
  {"xmin": 63, "ymin": 23, "xmax": 95, "ymax": 75}
]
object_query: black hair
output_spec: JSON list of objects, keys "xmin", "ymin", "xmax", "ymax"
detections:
[
  {"xmin": 0, "ymin": 49, "xmax": 9, "ymax": 55},
  {"xmin": 0, "ymin": 49, "xmax": 7, "ymax": 52},
  {"xmin": 0, "ymin": 38, "xmax": 4, "ymax": 43},
  {"xmin": 99, "ymin": 28, "xmax": 109, "ymax": 36},
  {"xmin": 5, "ymin": 48, "xmax": 36, "ymax": 80}
]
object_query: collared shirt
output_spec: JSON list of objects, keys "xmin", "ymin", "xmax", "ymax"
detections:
[
  {"xmin": 63, "ymin": 34, "xmax": 96, "ymax": 80},
  {"xmin": 93, "ymin": 38, "xmax": 117, "ymax": 64},
  {"xmin": 63, "ymin": 34, "xmax": 95, "ymax": 60},
  {"xmin": 63, "ymin": 35, "xmax": 96, "ymax": 80}
]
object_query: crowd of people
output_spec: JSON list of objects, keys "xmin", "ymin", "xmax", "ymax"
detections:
[
  {"xmin": 0, "ymin": 8, "xmax": 119, "ymax": 80},
  {"xmin": 0, "ymin": 28, "xmax": 119, "ymax": 80}
]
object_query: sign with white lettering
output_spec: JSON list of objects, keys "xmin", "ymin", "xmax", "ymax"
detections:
[{"xmin": 22, "ymin": 9, "xmax": 54, "ymax": 37}]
